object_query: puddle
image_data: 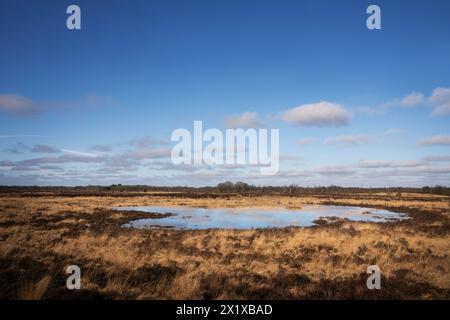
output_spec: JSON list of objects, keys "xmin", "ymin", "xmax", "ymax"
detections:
[{"xmin": 116, "ymin": 205, "xmax": 409, "ymax": 230}]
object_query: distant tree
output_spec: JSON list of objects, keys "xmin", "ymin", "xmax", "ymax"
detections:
[
  {"xmin": 217, "ymin": 181, "xmax": 234, "ymax": 193},
  {"xmin": 431, "ymin": 185, "xmax": 445, "ymax": 195},
  {"xmin": 288, "ymin": 184, "xmax": 298, "ymax": 195}
]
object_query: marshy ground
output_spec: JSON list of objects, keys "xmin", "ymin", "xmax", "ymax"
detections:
[{"xmin": 0, "ymin": 189, "xmax": 449, "ymax": 299}]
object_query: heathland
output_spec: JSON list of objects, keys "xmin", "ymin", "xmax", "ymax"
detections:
[{"xmin": 0, "ymin": 185, "xmax": 449, "ymax": 299}]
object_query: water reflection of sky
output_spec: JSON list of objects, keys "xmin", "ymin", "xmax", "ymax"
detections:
[{"xmin": 117, "ymin": 205, "xmax": 409, "ymax": 230}]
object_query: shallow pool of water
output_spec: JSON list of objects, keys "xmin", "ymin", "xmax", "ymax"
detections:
[{"xmin": 117, "ymin": 205, "xmax": 408, "ymax": 230}]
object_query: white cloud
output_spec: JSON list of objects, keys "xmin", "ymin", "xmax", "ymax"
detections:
[
  {"xmin": 224, "ymin": 112, "xmax": 263, "ymax": 128},
  {"xmin": 0, "ymin": 94, "xmax": 39, "ymax": 116},
  {"xmin": 418, "ymin": 135, "xmax": 450, "ymax": 146},
  {"xmin": 324, "ymin": 134, "xmax": 375, "ymax": 146},
  {"xmin": 400, "ymin": 92, "xmax": 425, "ymax": 107},
  {"xmin": 430, "ymin": 87, "xmax": 450, "ymax": 104},
  {"xmin": 281, "ymin": 101, "xmax": 351, "ymax": 127},
  {"xmin": 430, "ymin": 87, "xmax": 450, "ymax": 116}
]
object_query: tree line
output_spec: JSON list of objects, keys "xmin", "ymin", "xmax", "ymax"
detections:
[{"xmin": 1, "ymin": 182, "xmax": 449, "ymax": 196}]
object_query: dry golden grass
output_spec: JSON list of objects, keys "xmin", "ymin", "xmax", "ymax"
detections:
[
  {"xmin": 0, "ymin": 190, "xmax": 449, "ymax": 299},
  {"xmin": 17, "ymin": 275, "xmax": 52, "ymax": 300}
]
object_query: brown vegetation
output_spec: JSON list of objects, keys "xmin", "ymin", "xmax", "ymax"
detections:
[{"xmin": 0, "ymin": 188, "xmax": 449, "ymax": 299}]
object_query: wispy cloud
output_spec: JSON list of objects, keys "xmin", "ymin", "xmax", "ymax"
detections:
[
  {"xmin": 0, "ymin": 93, "xmax": 118, "ymax": 117},
  {"xmin": 14, "ymin": 154, "xmax": 106, "ymax": 167},
  {"xmin": 354, "ymin": 106, "xmax": 385, "ymax": 116},
  {"xmin": 314, "ymin": 165, "xmax": 356, "ymax": 176},
  {"xmin": 0, "ymin": 94, "xmax": 40, "ymax": 116},
  {"xmin": 2, "ymin": 143, "xmax": 28, "ymax": 154},
  {"xmin": 324, "ymin": 134, "xmax": 375, "ymax": 147},
  {"xmin": 60, "ymin": 149, "xmax": 101, "ymax": 157},
  {"xmin": 323, "ymin": 128, "xmax": 403, "ymax": 147},
  {"xmin": 45, "ymin": 94, "xmax": 119, "ymax": 110},
  {"xmin": 379, "ymin": 92, "xmax": 426, "ymax": 109},
  {"xmin": 0, "ymin": 160, "xmax": 14, "ymax": 167},
  {"xmin": 418, "ymin": 135, "xmax": 450, "ymax": 147},
  {"xmin": 127, "ymin": 147, "xmax": 171, "ymax": 160},
  {"xmin": 370, "ymin": 87, "xmax": 450, "ymax": 117},
  {"xmin": 400, "ymin": 92, "xmax": 425, "ymax": 108},
  {"xmin": 224, "ymin": 112, "xmax": 263, "ymax": 128},
  {"xmin": 0, "ymin": 94, "xmax": 39, "ymax": 116},
  {"xmin": 128, "ymin": 136, "xmax": 168, "ymax": 148},
  {"xmin": 89, "ymin": 144, "xmax": 112, "ymax": 152},
  {"xmin": 0, "ymin": 135, "xmax": 52, "ymax": 138},
  {"xmin": 422, "ymin": 155, "xmax": 450, "ymax": 162},
  {"xmin": 31, "ymin": 144, "xmax": 60, "ymax": 153},
  {"xmin": 357, "ymin": 160, "xmax": 424, "ymax": 168},
  {"xmin": 297, "ymin": 137, "xmax": 316, "ymax": 146},
  {"xmin": 383, "ymin": 128, "xmax": 405, "ymax": 136}
]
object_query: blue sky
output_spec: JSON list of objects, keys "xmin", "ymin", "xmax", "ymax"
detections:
[{"xmin": 1, "ymin": 0, "xmax": 450, "ymax": 186}]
